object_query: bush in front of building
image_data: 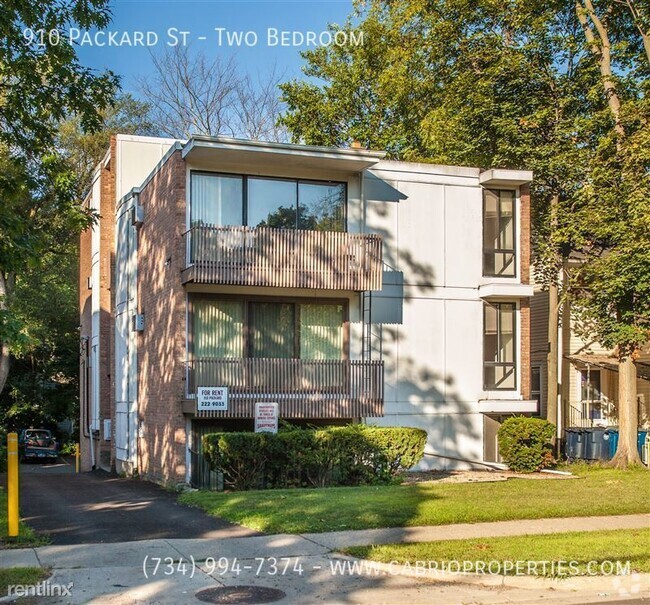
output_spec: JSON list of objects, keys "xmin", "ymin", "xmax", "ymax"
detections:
[
  {"xmin": 203, "ymin": 432, "xmax": 269, "ymax": 490},
  {"xmin": 498, "ymin": 416, "xmax": 556, "ymax": 473},
  {"xmin": 203, "ymin": 425, "xmax": 427, "ymax": 490},
  {"xmin": 362, "ymin": 426, "xmax": 429, "ymax": 475}
]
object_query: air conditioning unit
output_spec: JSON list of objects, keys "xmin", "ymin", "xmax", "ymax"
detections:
[
  {"xmin": 131, "ymin": 203, "xmax": 144, "ymax": 228},
  {"xmin": 132, "ymin": 313, "xmax": 145, "ymax": 332},
  {"xmin": 103, "ymin": 419, "xmax": 112, "ymax": 441}
]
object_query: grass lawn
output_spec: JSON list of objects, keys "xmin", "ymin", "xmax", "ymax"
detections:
[
  {"xmin": 0, "ymin": 567, "xmax": 49, "ymax": 595},
  {"xmin": 0, "ymin": 486, "xmax": 48, "ymax": 548},
  {"xmin": 344, "ymin": 528, "xmax": 650, "ymax": 577},
  {"xmin": 179, "ymin": 466, "xmax": 650, "ymax": 534}
]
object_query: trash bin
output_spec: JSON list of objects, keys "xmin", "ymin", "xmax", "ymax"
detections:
[
  {"xmin": 606, "ymin": 429, "xmax": 619, "ymax": 460},
  {"xmin": 605, "ymin": 430, "xmax": 647, "ymax": 462},
  {"xmin": 565, "ymin": 428, "xmax": 585, "ymax": 460},
  {"xmin": 638, "ymin": 431, "xmax": 648, "ymax": 461},
  {"xmin": 585, "ymin": 428, "xmax": 609, "ymax": 460},
  {"xmin": 600, "ymin": 429, "xmax": 614, "ymax": 461}
]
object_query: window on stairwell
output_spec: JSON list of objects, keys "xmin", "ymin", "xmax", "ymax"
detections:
[
  {"xmin": 483, "ymin": 302, "xmax": 517, "ymax": 390},
  {"xmin": 483, "ymin": 189, "xmax": 516, "ymax": 276}
]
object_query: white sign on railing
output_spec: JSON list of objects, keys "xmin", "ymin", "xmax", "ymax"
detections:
[
  {"xmin": 255, "ymin": 402, "xmax": 278, "ymax": 434},
  {"xmin": 197, "ymin": 387, "xmax": 229, "ymax": 411}
]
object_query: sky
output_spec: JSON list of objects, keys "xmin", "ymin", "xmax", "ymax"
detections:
[{"xmin": 74, "ymin": 0, "xmax": 357, "ymax": 96}]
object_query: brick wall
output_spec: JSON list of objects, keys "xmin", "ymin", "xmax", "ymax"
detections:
[
  {"xmin": 78, "ymin": 137, "xmax": 116, "ymax": 471},
  {"xmin": 136, "ymin": 149, "xmax": 187, "ymax": 484},
  {"xmin": 520, "ymin": 184, "xmax": 531, "ymax": 399},
  {"xmin": 99, "ymin": 136, "xmax": 116, "ymax": 469}
]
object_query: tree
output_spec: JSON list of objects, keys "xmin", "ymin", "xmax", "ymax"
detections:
[
  {"xmin": 564, "ymin": 0, "xmax": 650, "ymax": 467},
  {"xmin": 139, "ymin": 45, "xmax": 288, "ymax": 141},
  {"xmin": 280, "ymin": 0, "xmax": 649, "ymax": 466},
  {"xmin": 0, "ymin": 1, "xmax": 119, "ymax": 397},
  {"xmin": 0, "ymin": 95, "xmax": 159, "ymax": 436},
  {"xmin": 58, "ymin": 93, "xmax": 157, "ymax": 197},
  {"xmin": 0, "ymin": 246, "xmax": 80, "ymax": 433}
]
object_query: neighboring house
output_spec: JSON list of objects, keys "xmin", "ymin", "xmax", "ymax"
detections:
[
  {"xmin": 530, "ymin": 276, "xmax": 650, "ymax": 436},
  {"xmin": 79, "ymin": 134, "xmax": 535, "ymax": 486}
]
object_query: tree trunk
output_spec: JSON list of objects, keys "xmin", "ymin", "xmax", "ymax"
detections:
[
  {"xmin": 0, "ymin": 271, "xmax": 14, "ymax": 396},
  {"xmin": 576, "ymin": 0, "xmax": 626, "ymax": 142},
  {"xmin": 625, "ymin": 0, "xmax": 650, "ymax": 66},
  {"xmin": 609, "ymin": 354, "xmax": 642, "ymax": 468},
  {"xmin": 546, "ymin": 280, "xmax": 559, "ymax": 427}
]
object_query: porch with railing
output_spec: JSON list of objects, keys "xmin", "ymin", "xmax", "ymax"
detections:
[
  {"xmin": 567, "ymin": 398, "xmax": 616, "ymax": 428},
  {"xmin": 184, "ymin": 357, "xmax": 384, "ymax": 418},
  {"xmin": 181, "ymin": 225, "xmax": 383, "ymax": 291}
]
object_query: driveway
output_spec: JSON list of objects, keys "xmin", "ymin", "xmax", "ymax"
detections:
[{"xmin": 17, "ymin": 461, "xmax": 258, "ymax": 545}]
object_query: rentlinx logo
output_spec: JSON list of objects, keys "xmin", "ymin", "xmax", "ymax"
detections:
[{"xmin": 6, "ymin": 580, "xmax": 73, "ymax": 597}]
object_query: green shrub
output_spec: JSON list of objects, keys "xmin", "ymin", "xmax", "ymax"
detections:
[
  {"xmin": 202, "ymin": 425, "xmax": 428, "ymax": 491},
  {"xmin": 203, "ymin": 432, "xmax": 268, "ymax": 490},
  {"xmin": 498, "ymin": 417, "xmax": 556, "ymax": 473},
  {"xmin": 265, "ymin": 429, "xmax": 318, "ymax": 488},
  {"xmin": 327, "ymin": 425, "xmax": 388, "ymax": 486},
  {"xmin": 363, "ymin": 426, "xmax": 428, "ymax": 475}
]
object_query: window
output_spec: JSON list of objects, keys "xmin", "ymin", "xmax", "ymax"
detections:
[
  {"xmin": 191, "ymin": 297, "xmax": 345, "ymax": 360},
  {"xmin": 191, "ymin": 172, "xmax": 346, "ymax": 232},
  {"xmin": 531, "ymin": 366, "xmax": 542, "ymax": 412},
  {"xmin": 580, "ymin": 368, "xmax": 603, "ymax": 420},
  {"xmin": 248, "ymin": 178, "xmax": 297, "ymax": 228},
  {"xmin": 483, "ymin": 302, "xmax": 517, "ymax": 390},
  {"xmin": 192, "ymin": 300, "xmax": 244, "ymax": 358},
  {"xmin": 298, "ymin": 182, "xmax": 345, "ymax": 231},
  {"xmin": 190, "ymin": 173, "xmax": 243, "ymax": 227},
  {"xmin": 483, "ymin": 189, "xmax": 516, "ymax": 276}
]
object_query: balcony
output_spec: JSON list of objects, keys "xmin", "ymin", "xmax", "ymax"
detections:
[
  {"xmin": 181, "ymin": 225, "xmax": 383, "ymax": 291},
  {"xmin": 184, "ymin": 358, "xmax": 384, "ymax": 419}
]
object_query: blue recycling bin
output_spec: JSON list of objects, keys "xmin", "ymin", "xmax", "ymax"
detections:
[
  {"xmin": 638, "ymin": 431, "xmax": 648, "ymax": 459},
  {"xmin": 565, "ymin": 428, "xmax": 585, "ymax": 460},
  {"xmin": 584, "ymin": 428, "xmax": 610, "ymax": 460},
  {"xmin": 606, "ymin": 429, "xmax": 619, "ymax": 459},
  {"xmin": 606, "ymin": 429, "xmax": 647, "ymax": 460}
]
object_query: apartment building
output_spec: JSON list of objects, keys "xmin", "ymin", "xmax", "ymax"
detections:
[
  {"xmin": 79, "ymin": 134, "xmax": 535, "ymax": 485},
  {"xmin": 530, "ymin": 281, "xmax": 650, "ymax": 434}
]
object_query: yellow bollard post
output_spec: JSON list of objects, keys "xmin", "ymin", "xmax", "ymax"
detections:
[
  {"xmin": 75, "ymin": 443, "xmax": 80, "ymax": 473},
  {"xmin": 7, "ymin": 432, "xmax": 19, "ymax": 537}
]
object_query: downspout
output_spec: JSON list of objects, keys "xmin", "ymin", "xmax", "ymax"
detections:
[
  {"xmin": 89, "ymin": 419, "xmax": 96, "ymax": 470},
  {"xmin": 556, "ymin": 266, "xmax": 565, "ymax": 442}
]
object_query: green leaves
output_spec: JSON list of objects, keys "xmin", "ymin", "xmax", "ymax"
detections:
[
  {"xmin": 281, "ymin": 0, "xmax": 649, "ymax": 352},
  {"xmin": 0, "ymin": 1, "xmax": 118, "ymax": 157}
]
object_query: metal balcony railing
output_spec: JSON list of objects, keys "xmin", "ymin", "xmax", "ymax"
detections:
[
  {"xmin": 182, "ymin": 225, "xmax": 383, "ymax": 291},
  {"xmin": 185, "ymin": 357, "xmax": 384, "ymax": 418}
]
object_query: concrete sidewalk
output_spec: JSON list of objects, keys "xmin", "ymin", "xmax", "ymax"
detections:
[
  {"xmin": 301, "ymin": 512, "xmax": 650, "ymax": 549},
  {"xmin": 2, "ymin": 513, "xmax": 649, "ymax": 604}
]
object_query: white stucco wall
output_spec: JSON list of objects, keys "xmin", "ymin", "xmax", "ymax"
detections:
[{"xmin": 364, "ymin": 161, "xmax": 528, "ymax": 469}]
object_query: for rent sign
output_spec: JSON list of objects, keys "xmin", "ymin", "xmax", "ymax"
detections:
[
  {"xmin": 255, "ymin": 402, "xmax": 278, "ymax": 433},
  {"xmin": 197, "ymin": 387, "xmax": 228, "ymax": 411}
]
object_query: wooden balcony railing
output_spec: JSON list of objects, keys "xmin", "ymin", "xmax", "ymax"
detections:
[
  {"xmin": 185, "ymin": 357, "xmax": 384, "ymax": 419},
  {"xmin": 182, "ymin": 225, "xmax": 383, "ymax": 291}
]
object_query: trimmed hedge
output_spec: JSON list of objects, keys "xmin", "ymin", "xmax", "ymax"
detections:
[
  {"xmin": 498, "ymin": 416, "xmax": 556, "ymax": 473},
  {"xmin": 203, "ymin": 425, "xmax": 427, "ymax": 491}
]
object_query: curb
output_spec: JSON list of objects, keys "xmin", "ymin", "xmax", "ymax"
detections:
[{"xmin": 330, "ymin": 554, "xmax": 650, "ymax": 592}]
